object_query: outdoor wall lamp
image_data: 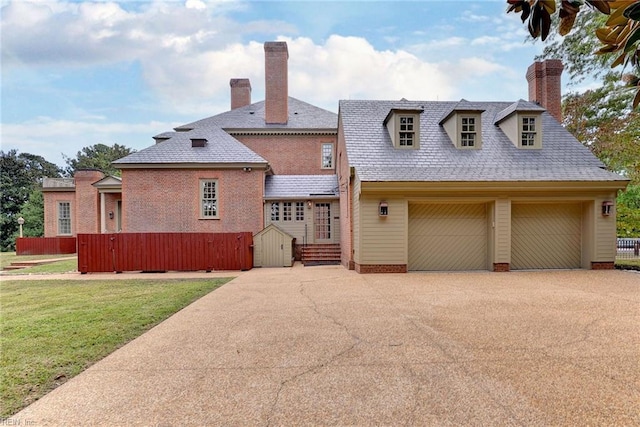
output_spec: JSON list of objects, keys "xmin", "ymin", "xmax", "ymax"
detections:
[
  {"xmin": 601, "ymin": 201, "xmax": 613, "ymax": 216},
  {"xmin": 379, "ymin": 201, "xmax": 388, "ymax": 217},
  {"xmin": 108, "ymin": 211, "xmax": 114, "ymax": 219},
  {"xmin": 307, "ymin": 200, "xmax": 312, "ymax": 209}
]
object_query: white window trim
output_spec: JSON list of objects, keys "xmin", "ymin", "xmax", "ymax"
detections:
[
  {"xmin": 458, "ymin": 115, "xmax": 482, "ymax": 149},
  {"xmin": 199, "ymin": 179, "xmax": 219, "ymax": 219},
  {"xmin": 295, "ymin": 201, "xmax": 305, "ymax": 222},
  {"xmin": 397, "ymin": 115, "xmax": 418, "ymax": 148},
  {"xmin": 321, "ymin": 143, "xmax": 334, "ymax": 169},
  {"xmin": 270, "ymin": 202, "xmax": 280, "ymax": 222},
  {"xmin": 282, "ymin": 202, "xmax": 292, "ymax": 221},
  {"xmin": 57, "ymin": 201, "xmax": 72, "ymax": 236},
  {"xmin": 519, "ymin": 115, "xmax": 542, "ymax": 149}
]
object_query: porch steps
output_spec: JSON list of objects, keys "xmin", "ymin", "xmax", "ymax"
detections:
[{"xmin": 302, "ymin": 244, "xmax": 341, "ymax": 266}]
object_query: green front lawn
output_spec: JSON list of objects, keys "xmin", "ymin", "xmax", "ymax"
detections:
[
  {"xmin": 0, "ymin": 277, "xmax": 232, "ymax": 417},
  {"xmin": 616, "ymin": 258, "xmax": 640, "ymax": 269},
  {"xmin": 0, "ymin": 252, "xmax": 76, "ymax": 270},
  {"xmin": 2, "ymin": 259, "xmax": 78, "ymax": 275}
]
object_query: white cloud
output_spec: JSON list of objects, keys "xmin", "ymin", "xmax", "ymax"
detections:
[
  {"xmin": 1, "ymin": 0, "xmax": 548, "ymax": 166},
  {"xmin": 2, "ymin": 116, "xmax": 178, "ymax": 167},
  {"xmin": 0, "ymin": 0, "xmax": 253, "ymax": 67},
  {"xmin": 185, "ymin": 0, "xmax": 207, "ymax": 10}
]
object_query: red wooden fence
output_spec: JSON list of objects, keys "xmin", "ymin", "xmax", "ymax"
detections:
[
  {"xmin": 77, "ymin": 232, "xmax": 253, "ymax": 273},
  {"xmin": 16, "ymin": 237, "xmax": 77, "ymax": 255}
]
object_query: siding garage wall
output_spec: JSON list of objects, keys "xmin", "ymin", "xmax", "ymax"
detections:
[
  {"xmin": 408, "ymin": 203, "xmax": 487, "ymax": 271},
  {"xmin": 511, "ymin": 203, "xmax": 582, "ymax": 270},
  {"xmin": 352, "ymin": 189, "xmax": 618, "ymax": 273}
]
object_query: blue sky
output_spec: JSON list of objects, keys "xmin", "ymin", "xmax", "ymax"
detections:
[{"xmin": 1, "ymin": 0, "xmax": 555, "ymax": 168}]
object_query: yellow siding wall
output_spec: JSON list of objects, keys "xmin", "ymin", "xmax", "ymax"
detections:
[
  {"xmin": 352, "ymin": 177, "xmax": 361, "ymax": 264},
  {"xmin": 359, "ymin": 196, "xmax": 407, "ymax": 264},
  {"xmin": 593, "ymin": 193, "xmax": 618, "ymax": 261},
  {"xmin": 494, "ymin": 199, "xmax": 512, "ymax": 264},
  {"xmin": 582, "ymin": 201, "xmax": 594, "ymax": 268},
  {"xmin": 350, "ymin": 181, "xmax": 621, "ymax": 271},
  {"xmin": 332, "ymin": 200, "xmax": 341, "ymax": 244},
  {"xmin": 264, "ymin": 200, "xmax": 340, "ymax": 245}
]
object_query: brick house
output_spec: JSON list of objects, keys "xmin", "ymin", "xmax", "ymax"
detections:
[
  {"xmin": 43, "ymin": 41, "xmax": 340, "ymax": 266},
  {"xmin": 42, "ymin": 49, "xmax": 628, "ymax": 272}
]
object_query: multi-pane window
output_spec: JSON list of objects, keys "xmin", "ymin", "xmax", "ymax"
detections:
[
  {"xmin": 521, "ymin": 117, "xmax": 537, "ymax": 147},
  {"xmin": 270, "ymin": 202, "xmax": 280, "ymax": 221},
  {"xmin": 271, "ymin": 201, "xmax": 305, "ymax": 222},
  {"xmin": 57, "ymin": 202, "xmax": 71, "ymax": 235},
  {"xmin": 322, "ymin": 143, "xmax": 334, "ymax": 169},
  {"xmin": 282, "ymin": 202, "xmax": 292, "ymax": 221},
  {"xmin": 399, "ymin": 116, "xmax": 415, "ymax": 146},
  {"xmin": 460, "ymin": 117, "xmax": 476, "ymax": 147},
  {"xmin": 295, "ymin": 202, "xmax": 305, "ymax": 221},
  {"xmin": 200, "ymin": 180, "xmax": 218, "ymax": 218}
]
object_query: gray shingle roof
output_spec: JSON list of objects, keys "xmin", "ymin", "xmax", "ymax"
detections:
[
  {"xmin": 265, "ymin": 175, "xmax": 339, "ymax": 199},
  {"xmin": 113, "ymin": 127, "xmax": 267, "ymax": 166},
  {"xmin": 176, "ymin": 97, "xmax": 337, "ymax": 132},
  {"xmin": 115, "ymin": 96, "xmax": 336, "ymax": 167},
  {"xmin": 494, "ymin": 99, "xmax": 545, "ymax": 124},
  {"xmin": 339, "ymin": 99, "xmax": 627, "ymax": 183}
]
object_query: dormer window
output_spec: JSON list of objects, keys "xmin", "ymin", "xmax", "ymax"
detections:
[
  {"xmin": 494, "ymin": 100, "xmax": 544, "ymax": 149},
  {"xmin": 439, "ymin": 103, "xmax": 483, "ymax": 149},
  {"xmin": 521, "ymin": 117, "xmax": 537, "ymax": 147},
  {"xmin": 460, "ymin": 117, "xmax": 477, "ymax": 147},
  {"xmin": 384, "ymin": 108, "xmax": 422, "ymax": 149},
  {"xmin": 399, "ymin": 116, "xmax": 415, "ymax": 146}
]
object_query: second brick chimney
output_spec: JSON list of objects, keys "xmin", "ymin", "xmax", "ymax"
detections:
[
  {"xmin": 264, "ymin": 41, "xmax": 289, "ymax": 124},
  {"xmin": 230, "ymin": 78, "xmax": 251, "ymax": 110},
  {"xmin": 526, "ymin": 59, "xmax": 564, "ymax": 122}
]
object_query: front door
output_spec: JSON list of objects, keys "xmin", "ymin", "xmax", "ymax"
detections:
[{"xmin": 315, "ymin": 203, "xmax": 331, "ymax": 241}]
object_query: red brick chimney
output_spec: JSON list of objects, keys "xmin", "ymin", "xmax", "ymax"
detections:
[
  {"xmin": 264, "ymin": 41, "xmax": 288, "ymax": 124},
  {"xmin": 526, "ymin": 59, "xmax": 564, "ymax": 122},
  {"xmin": 230, "ymin": 78, "xmax": 251, "ymax": 110},
  {"xmin": 74, "ymin": 169, "xmax": 105, "ymax": 234}
]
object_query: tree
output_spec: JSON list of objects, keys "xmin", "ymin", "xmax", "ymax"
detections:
[
  {"xmin": 507, "ymin": 0, "xmax": 640, "ymax": 108},
  {"xmin": 0, "ymin": 150, "xmax": 62, "ymax": 251},
  {"xmin": 617, "ymin": 184, "xmax": 640, "ymax": 236},
  {"xmin": 516, "ymin": 2, "xmax": 640, "ymax": 236},
  {"xmin": 63, "ymin": 143, "xmax": 134, "ymax": 177},
  {"xmin": 18, "ymin": 189, "xmax": 45, "ymax": 238}
]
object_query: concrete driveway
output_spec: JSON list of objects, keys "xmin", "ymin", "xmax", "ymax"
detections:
[{"xmin": 14, "ymin": 265, "xmax": 640, "ymax": 426}]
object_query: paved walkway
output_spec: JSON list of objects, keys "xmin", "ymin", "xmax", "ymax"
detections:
[{"xmin": 10, "ymin": 266, "xmax": 640, "ymax": 426}]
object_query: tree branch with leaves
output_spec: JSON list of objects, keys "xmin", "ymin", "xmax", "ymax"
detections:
[{"xmin": 508, "ymin": 0, "xmax": 640, "ymax": 108}]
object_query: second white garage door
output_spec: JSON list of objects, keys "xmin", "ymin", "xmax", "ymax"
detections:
[
  {"xmin": 408, "ymin": 203, "xmax": 487, "ymax": 271},
  {"xmin": 511, "ymin": 203, "xmax": 582, "ymax": 270}
]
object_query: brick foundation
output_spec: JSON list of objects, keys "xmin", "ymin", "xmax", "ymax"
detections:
[
  {"xmin": 591, "ymin": 262, "xmax": 615, "ymax": 270},
  {"xmin": 355, "ymin": 263, "xmax": 407, "ymax": 274},
  {"xmin": 493, "ymin": 263, "xmax": 510, "ymax": 272}
]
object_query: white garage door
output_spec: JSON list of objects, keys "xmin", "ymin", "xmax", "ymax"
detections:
[
  {"xmin": 511, "ymin": 203, "xmax": 582, "ymax": 270},
  {"xmin": 408, "ymin": 203, "xmax": 487, "ymax": 271}
]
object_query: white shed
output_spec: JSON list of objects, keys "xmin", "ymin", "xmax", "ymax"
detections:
[{"xmin": 253, "ymin": 224, "xmax": 295, "ymax": 267}]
